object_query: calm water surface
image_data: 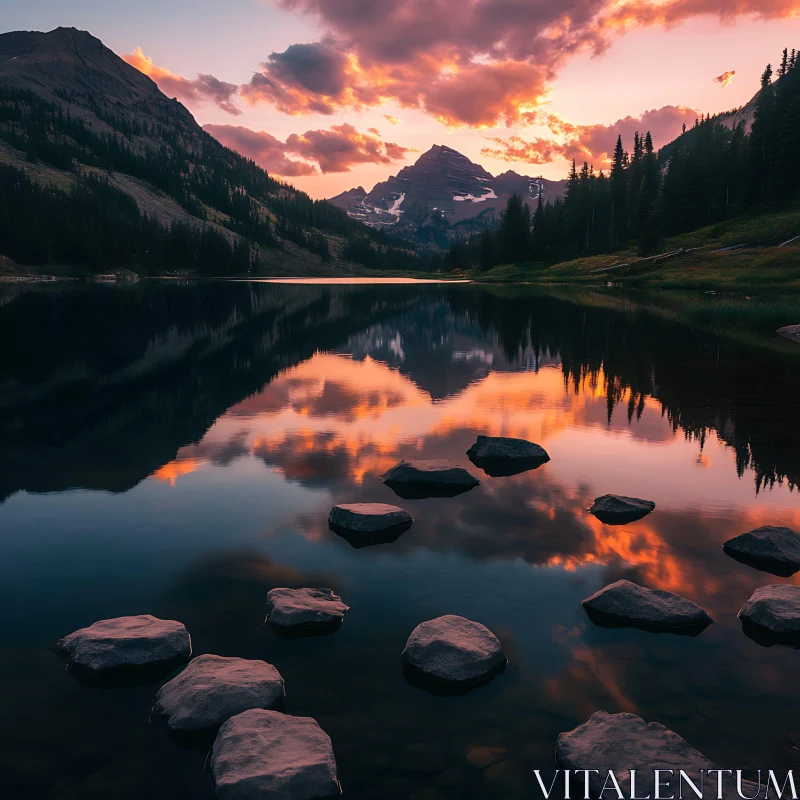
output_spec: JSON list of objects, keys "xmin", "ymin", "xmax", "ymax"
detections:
[{"xmin": 1, "ymin": 281, "xmax": 799, "ymax": 800}]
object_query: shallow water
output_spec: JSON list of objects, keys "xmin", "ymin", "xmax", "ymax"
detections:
[{"xmin": 1, "ymin": 281, "xmax": 799, "ymax": 800}]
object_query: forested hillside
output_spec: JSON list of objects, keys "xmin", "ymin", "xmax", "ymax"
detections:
[
  {"xmin": 0, "ymin": 28, "xmax": 424, "ymax": 274},
  {"xmin": 455, "ymin": 48, "xmax": 800, "ymax": 272}
]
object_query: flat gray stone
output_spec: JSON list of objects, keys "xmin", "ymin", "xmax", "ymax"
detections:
[
  {"xmin": 265, "ymin": 588, "xmax": 349, "ymax": 630},
  {"xmin": 467, "ymin": 436, "xmax": 550, "ymax": 476},
  {"xmin": 53, "ymin": 615, "xmax": 191, "ymax": 675},
  {"xmin": 380, "ymin": 460, "xmax": 479, "ymax": 498},
  {"xmin": 402, "ymin": 615, "xmax": 506, "ymax": 687},
  {"xmin": 739, "ymin": 584, "xmax": 800, "ymax": 636},
  {"xmin": 210, "ymin": 709, "xmax": 340, "ymax": 800},
  {"xmin": 328, "ymin": 503, "xmax": 412, "ymax": 534},
  {"xmin": 153, "ymin": 655, "xmax": 285, "ymax": 733},
  {"xmin": 590, "ymin": 494, "xmax": 655, "ymax": 524},
  {"xmin": 582, "ymin": 580, "xmax": 712, "ymax": 631},
  {"xmin": 724, "ymin": 526, "xmax": 800, "ymax": 575},
  {"xmin": 778, "ymin": 324, "xmax": 800, "ymax": 343}
]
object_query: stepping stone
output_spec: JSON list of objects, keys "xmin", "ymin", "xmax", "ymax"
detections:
[
  {"xmin": 328, "ymin": 503, "xmax": 412, "ymax": 548},
  {"xmin": 778, "ymin": 324, "xmax": 800, "ymax": 344},
  {"xmin": 556, "ymin": 711, "xmax": 719, "ymax": 799},
  {"xmin": 380, "ymin": 460, "xmax": 480, "ymax": 499},
  {"xmin": 402, "ymin": 615, "xmax": 506, "ymax": 689},
  {"xmin": 210, "ymin": 709, "xmax": 340, "ymax": 800},
  {"xmin": 582, "ymin": 579, "xmax": 712, "ymax": 633},
  {"xmin": 53, "ymin": 615, "xmax": 191, "ymax": 676},
  {"xmin": 739, "ymin": 584, "xmax": 800, "ymax": 644},
  {"xmin": 466, "ymin": 435, "xmax": 550, "ymax": 477},
  {"xmin": 590, "ymin": 494, "xmax": 655, "ymax": 524},
  {"xmin": 723, "ymin": 526, "xmax": 800, "ymax": 576},
  {"xmin": 152, "ymin": 655, "xmax": 285, "ymax": 734},
  {"xmin": 265, "ymin": 588, "xmax": 349, "ymax": 632}
]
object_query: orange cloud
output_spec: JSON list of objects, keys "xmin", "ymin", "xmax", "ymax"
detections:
[
  {"xmin": 123, "ymin": 47, "xmax": 242, "ymax": 115},
  {"xmin": 205, "ymin": 122, "xmax": 411, "ymax": 175},
  {"xmin": 714, "ymin": 70, "xmax": 736, "ymax": 87},
  {"xmin": 384, "ymin": 114, "xmax": 402, "ymax": 125}
]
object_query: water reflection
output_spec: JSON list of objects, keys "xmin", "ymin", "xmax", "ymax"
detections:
[{"xmin": 1, "ymin": 281, "xmax": 800, "ymax": 799}]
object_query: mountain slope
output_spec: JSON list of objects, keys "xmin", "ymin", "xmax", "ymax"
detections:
[
  {"xmin": 0, "ymin": 28, "xmax": 420, "ymax": 274},
  {"xmin": 329, "ymin": 144, "xmax": 566, "ymax": 247}
]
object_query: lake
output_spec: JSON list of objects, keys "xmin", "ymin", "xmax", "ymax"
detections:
[{"xmin": 1, "ymin": 280, "xmax": 799, "ymax": 800}]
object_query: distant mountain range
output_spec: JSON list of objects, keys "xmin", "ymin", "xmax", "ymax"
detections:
[{"xmin": 329, "ymin": 145, "xmax": 567, "ymax": 245}]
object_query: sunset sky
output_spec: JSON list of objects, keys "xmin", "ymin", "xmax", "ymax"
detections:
[{"xmin": 5, "ymin": 1, "xmax": 800, "ymax": 198}]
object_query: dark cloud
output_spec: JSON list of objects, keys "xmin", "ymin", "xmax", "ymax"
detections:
[{"xmin": 267, "ymin": 41, "xmax": 350, "ymax": 95}]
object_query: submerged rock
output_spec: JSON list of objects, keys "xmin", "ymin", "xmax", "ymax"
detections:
[
  {"xmin": 590, "ymin": 494, "xmax": 655, "ymax": 524},
  {"xmin": 328, "ymin": 503, "xmax": 412, "ymax": 547},
  {"xmin": 466, "ymin": 436, "xmax": 550, "ymax": 477},
  {"xmin": 582, "ymin": 580, "xmax": 712, "ymax": 633},
  {"xmin": 210, "ymin": 709, "xmax": 341, "ymax": 799},
  {"xmin": 380, "ymin": 460, "xmax": 480, "ymax": 499},
  {"xmin": 723, "ymin": 526, "xmax": 800, "ymax": 576},
  {"xmin": 53, "ymin": 615, "xmax": 191, "ymax": 676},
  {"xmin": 402, "ymin": 615, "xmax": 506, "ymax": 689},
  {"xmin": 152, "ymin": 654, "xmax": 285, "ymax": 733},
  {"xmin": 739, "ymin": 584, "xmax": 800, "ymax": 644},
  {"xmin": 778, "ymin": 324, "xmax": 800, "ymax": 344},
  {"xmin": 265, "ymin": 588, "xmax": 349, "ymax": 631}
]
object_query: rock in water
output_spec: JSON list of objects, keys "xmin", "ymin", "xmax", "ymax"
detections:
[
  {"xmin": 723, "ymin": 526, "xmax": 800, "ymax": 576},
  {"xmin": 265, "ymin": 588, "xmax": 349, "ymax": 631},
  {"xmin": 739, "ymin": 584, "xmax": 800, "ymax": 644},
  {"xmin": 53, "ymin": 615, "xmax": 191, "ymax": 675},
  {"xmin": 590, "ymin": 494, "xmax": 655, "ymax": 524},
  {"xmin": 210, "ymin": 709, "xmax": 341, "ymax": 800},
  {"xmin": 152, "ymin": 655, "xmax": 285, "ymax": 733},
  {"xmin": 466, "ymin": 435, "xmax": 550, "ymax": 477},
  {"xmin": 380, "ymin": 460, "xmax": 480, "ymax": 499},
  {"xmin": 328, "ymin": 503, "xmax": 412, "ymax": 548},
  {"xmin": 556, "ymin": 711, "xmax": 714, "ymax": 798},
  {"xmin": 402, "ymin": 615, "xmax": 507, "ymax": 688},
  {"xmin": 777, "ymin": 324, "xmax": 800, "ymax": 344},
  {"xmin": 582, "ymin": 580, "xmax": 712, "ymax": 633}
]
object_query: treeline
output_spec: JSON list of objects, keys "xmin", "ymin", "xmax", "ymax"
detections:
[
  {"xmin": 0, "ymin": 87, "xmax": 424, "ymax": 271},
  {"xmin": 453, "ymin": 47, "xmax": 800, "ymax": 270},
  {"xmin": 0, "ymin": 163, "xmax": 254, "ymax": 274}
]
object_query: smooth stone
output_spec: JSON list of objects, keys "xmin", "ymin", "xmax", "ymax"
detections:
[
  {"xmin": 466, "ymin": 436, "xmax": 550, "ymax": 476},
  {"xmin": 402, "ymin": 615, "xmax": 506, "ymax": 688},
  {"xmin": 738, "ymin": 584, "xmax": 800, "ymax": 642},
  {"xmin": 328, "ymin": 503, "xmax": 412, "ymax": 547},
  {"xmin": 590, "ymin": 494, "xmax": 655, "ymax": 524},
  {"xmin": 265, "ymin": 588, "xmax": 349, "ymax": 631},
  {"xmin": 53, "ymin": 615, "xmax": 191, "ymax": 675},
  {"xmin": 210, "ymin": 709, "xmax": 340, "ymax": 800},
  {"xmin": 723, "ymin": 526, "xmax": 800, "ymax": 576},
  {"xmin": 778, "ymin": 324, "xmax": 800, "ymax": 343},
  {"xmin": 380, "ymin": 460, "xmax": 479, "ymax": 499},
  {"xmin": 152, "ymin": 654, "xmax": 285, "ymax": 733},
  {"xmin": 582, "ymin": 580, "xmax": 712, "ymax": 633}
]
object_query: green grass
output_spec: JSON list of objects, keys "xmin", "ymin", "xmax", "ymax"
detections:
[{"xmin": 474, "ymin": 208, "xmax": 800, "ymax": 291}]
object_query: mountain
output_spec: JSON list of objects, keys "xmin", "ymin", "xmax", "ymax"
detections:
[
  {"xmin": 0, "ymin": 28, "xmax": 420, "ymax": 274},
  {"xmin": 329, "ymin": 145, "xmax": 567, "ymax": 247}
]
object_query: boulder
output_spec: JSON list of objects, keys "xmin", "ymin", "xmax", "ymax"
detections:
[
  {"xmin": 152, "ymin": 655, "xmax": 285, "ymax": 733},
  {"xmin": 739, "ymin": 584, "xmax": 800, "ymax": 643},
  {"xmin": 778, "ymin": 324, "xmax": 800, "ymax": 344},
  {"xmin": 590, "ymin": 494, "xmax": 655, "ymax": 524},
  {"xmin": 466, "ymin": 436, "xmax": 550, "ymax": 477},
  {"xmin": 53, "ymin": 615, "xmax": 191, "ymax": 676},
  {"xmin": 402, "ymin": 615, "xmax": 506, "ymax": 688},
  {"xmin": 723, "ymin": 526, "xmax": 800, "ymax": 576},
  {"xmin": 582, "ymin": 579, "xmax": 712, "ymax": 633},
  {"xmin": 380, "ymin": 460, "xmax": 479, "ymax": 499},
  {"xmin": 556, "ymin": 711, "xmax": 727, "ymax": 799},
  {"xmin": 328, "ymin": 503, "xmax": 412, "ymax": 548},
  {"xmin": 210, "ymin": 709, "xmax": 341, "ymax": 799},
  {"xmin": 265, "ymin": 588, "xmax": 349, "ymax": 632}
]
